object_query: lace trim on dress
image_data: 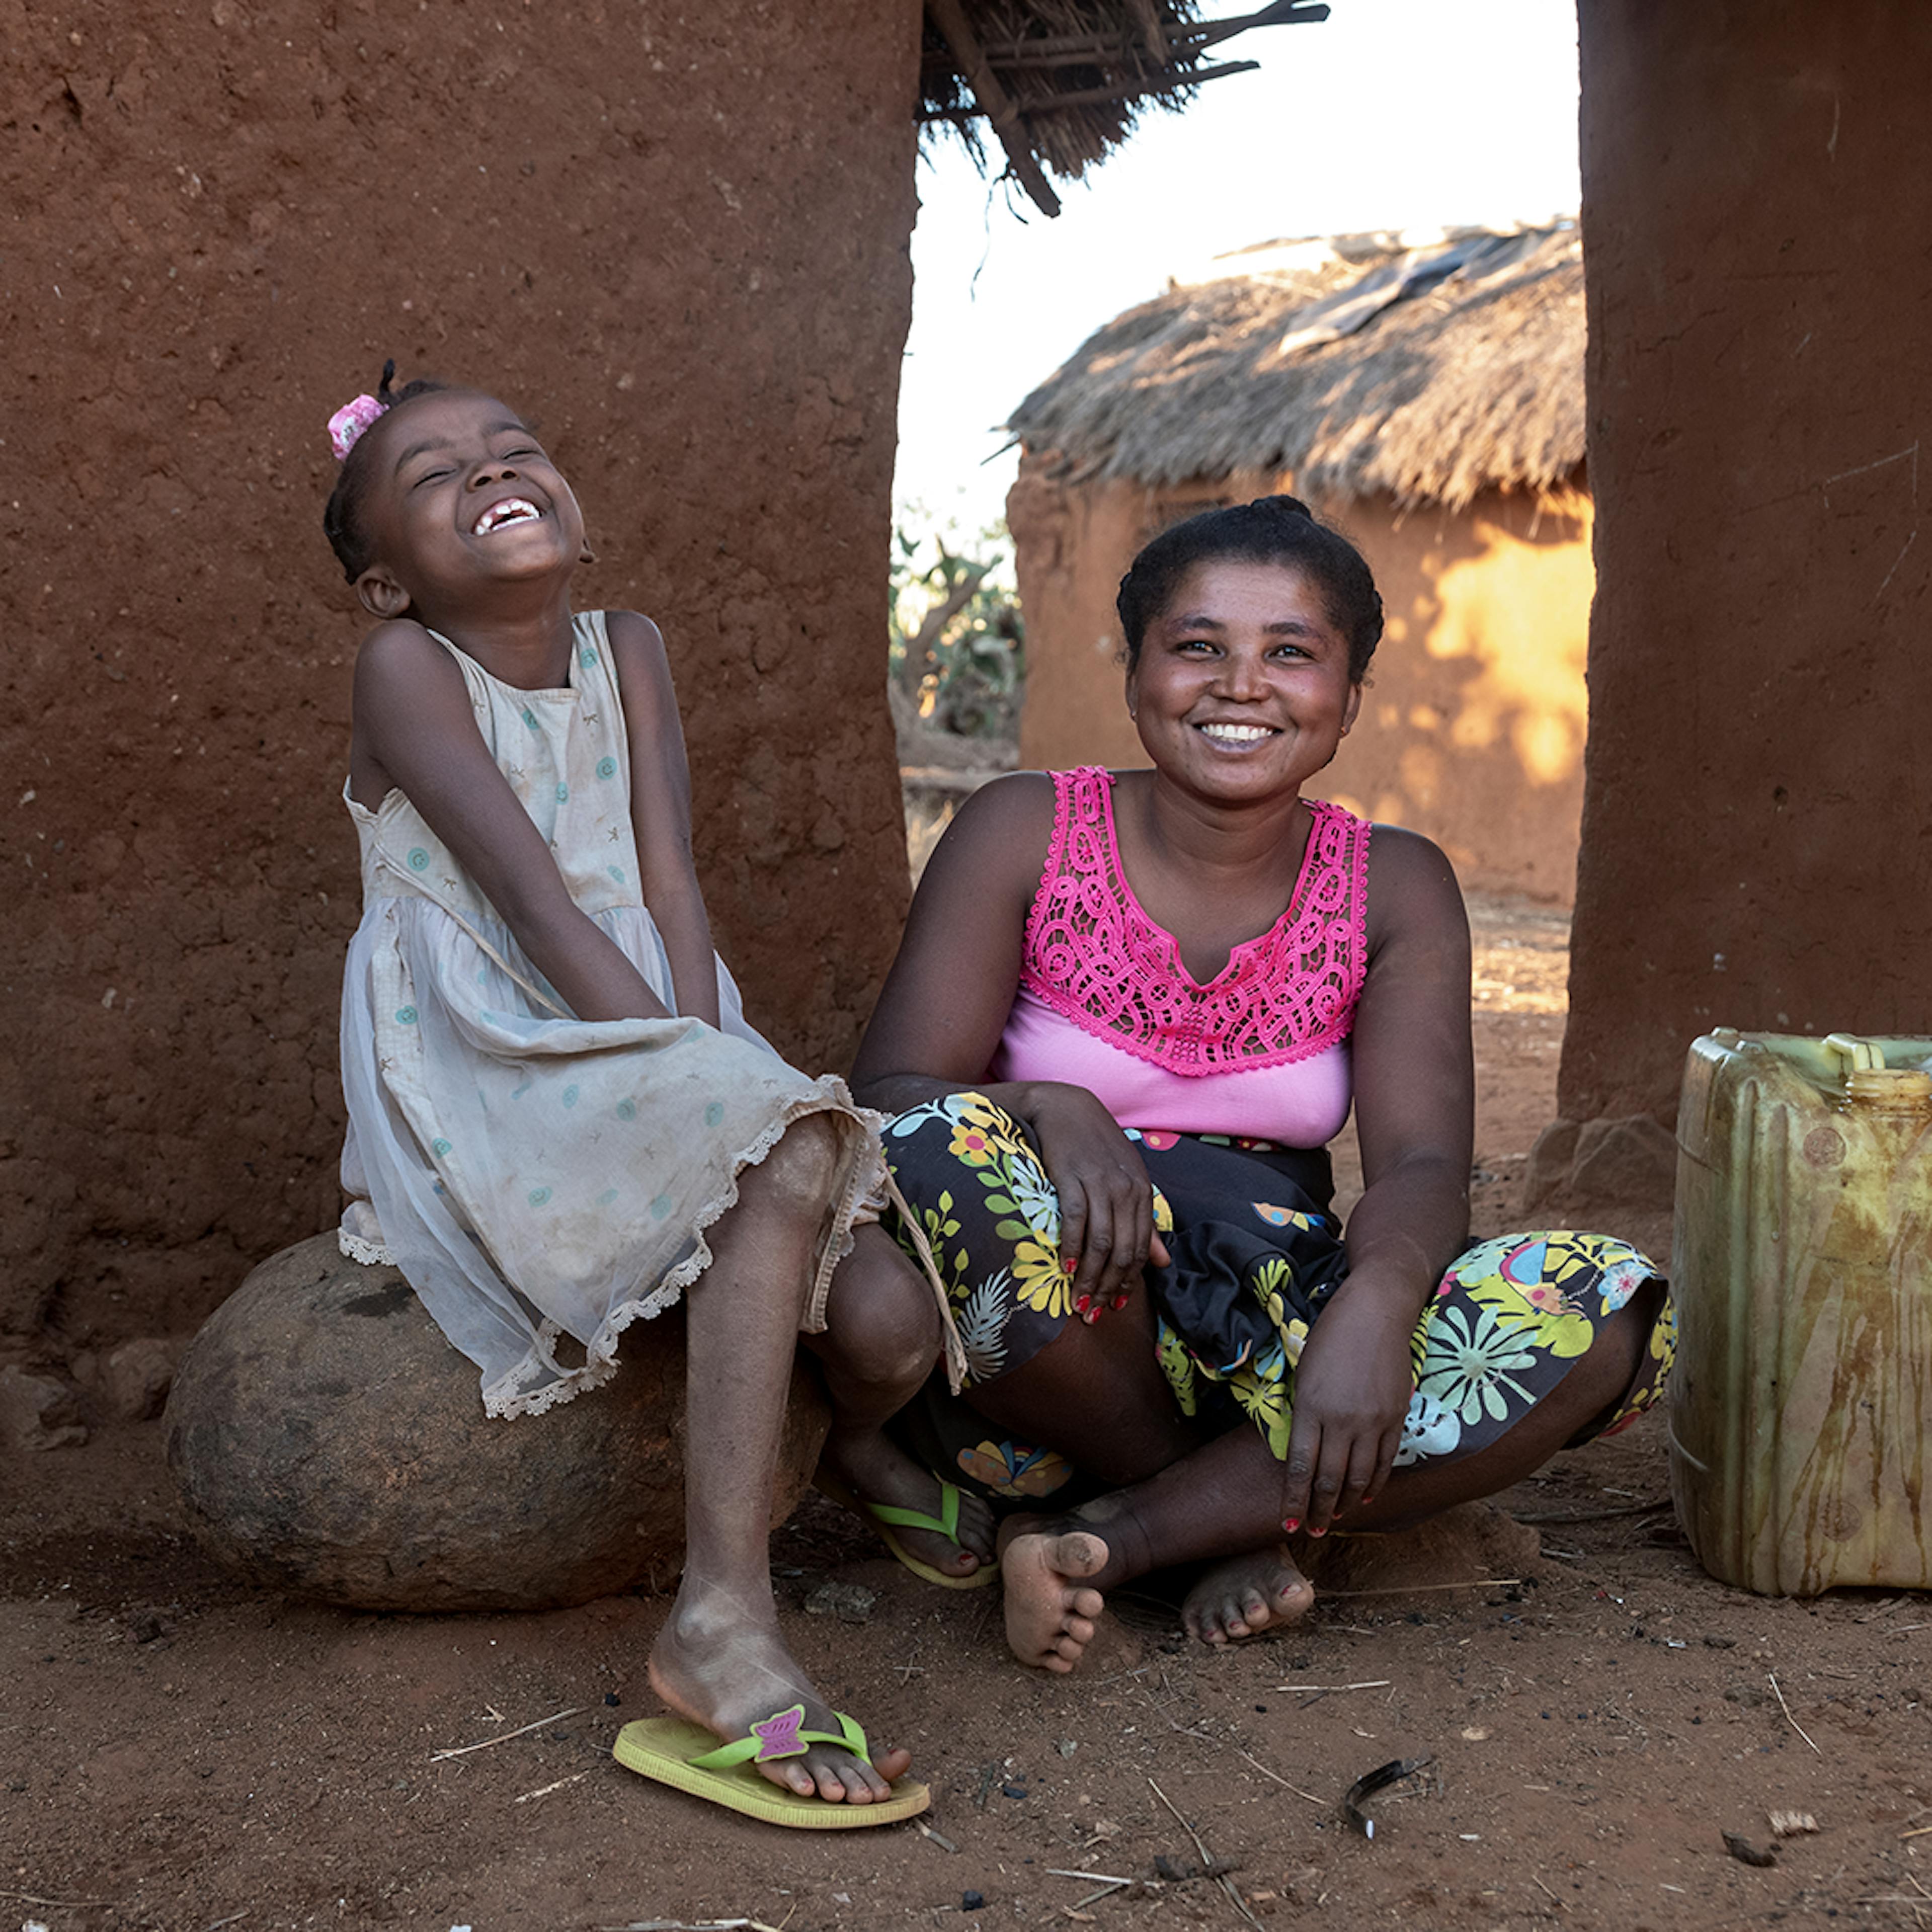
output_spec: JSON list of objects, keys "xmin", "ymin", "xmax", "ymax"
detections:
[
  {"xmin": 1019, "ymin": 766, "xmax": 1370, "ymax": 1077},
  {"xmin": 476, "ymin": 1102, "xmax": 965, "ymax": 1420}
]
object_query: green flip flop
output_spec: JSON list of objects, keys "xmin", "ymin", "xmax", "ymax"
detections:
[
  {"xmin": 817, "ymin": 1472, "xmax": 1000, "ymax": 1590},
  {"xmin": 613, "ymin": 1704, "xmax": 930, "ymax": 1829}
]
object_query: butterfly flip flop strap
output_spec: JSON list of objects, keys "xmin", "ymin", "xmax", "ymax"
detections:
[{"xmin": 687, "ymin": 1704, "xmax": 871, "ymax": 1770}]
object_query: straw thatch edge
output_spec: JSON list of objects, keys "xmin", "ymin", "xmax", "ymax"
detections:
[{"xmin": 1006, "ymin": 223, "xmax": 1585, "ymax": 509}]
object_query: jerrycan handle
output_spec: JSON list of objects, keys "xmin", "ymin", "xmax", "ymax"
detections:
[
  {"xmin": 1825, "ymin": 1032, "xmax": 1883, "ymax": 1073},
  {"xmin": 1827, "ymin": 1032, "xmax": 1932, "ymax": 1108}
]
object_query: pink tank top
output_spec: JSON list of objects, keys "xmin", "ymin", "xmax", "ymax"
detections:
[{"xmin": 989, "ymin": 767, "xmax": 1371, "ymax": 1146}]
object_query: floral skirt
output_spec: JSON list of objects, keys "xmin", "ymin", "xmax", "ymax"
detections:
[{"xmin": 882, "ymin": 1092, "xmax": 1675, "ymax": 1508}]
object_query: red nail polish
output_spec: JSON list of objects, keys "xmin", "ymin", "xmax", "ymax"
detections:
[
  {"xmin": 1063, "ymin": 1256, "xmax": 1078, "ymax": 1274},
  {"xmin": 1074, "ymin": 1294, "xmax": 1091, "ymax": 1313},
  {"xmin": 1308, "ymin": 1526, "xmax": 1327, "ymax": 1538},
  {"xmin": 1111, "ymin": 1293, "xmax": 1129, "ymax": 1309},
  {"xmin": 1084, "ymin": 1308, "xmax": 1100, "ymax": 1325},
  {"xmin": 1282, "ymin": 1517, "xmax": 1300, "ymax": 1534}
]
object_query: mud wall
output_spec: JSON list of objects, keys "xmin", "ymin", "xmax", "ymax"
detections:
[
  {"xmin": 1561, "ymin": 1, "xmax": 1932, "ymax": 1135},
  {"xmin": 1008, "ymin": 460, "xmax": 1592, "ymax": 901},
  {"xmin": 1, "ymin": 0, "xmax": 923, "ymax": 1352}
]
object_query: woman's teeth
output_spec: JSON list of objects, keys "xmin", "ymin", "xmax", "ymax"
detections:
[
  {"xmin": 1198, "ymin": 722, "xmax": 1274, "ymax": 744},
  {"xmin": 472, "ymin": 499, "xmax": 541, "ymax": 535}
]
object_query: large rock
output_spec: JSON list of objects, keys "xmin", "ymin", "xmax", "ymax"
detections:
[{"xmin": 164, "ymin": 1234, "xmax": 830, "ymax": 1612}]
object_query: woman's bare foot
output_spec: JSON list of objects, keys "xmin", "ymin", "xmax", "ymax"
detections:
[
  {"xmin": 996, "ymin": 1515, "xmax": 1111, "ymax": 1672},
  {"xmin": 1181, "ymin": 1543, "xmax": 1315, "ymax": 1646},
  {"xmin": 818, "ymin": 1426, "xmax": 997, "ymax": 1580},
  {"xmin": 648, "ymin": 1579, "xmax": 911, "ymax": 1802}
]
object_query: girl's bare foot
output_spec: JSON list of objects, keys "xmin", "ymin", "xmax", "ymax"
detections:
[
  {"xmin": 818, "ymin": 1427, "xmax": 997, "ymax": 1580},
  {"xmin": 1181, "ymin": 1542, "xmax": 1315, "ymax": 1645},
  {"xmin": 996, "ymin": 1516, "xmax": 1111, "ymax": 1672},
  {"xmin": 648, "ymin": 1580, "xmax": 911, "ymax": 1802}
]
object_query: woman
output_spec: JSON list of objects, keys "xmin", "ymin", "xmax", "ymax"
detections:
[{"xmin": 814, "ymin": 497, "xmax": 1671, "ymax": 1672}]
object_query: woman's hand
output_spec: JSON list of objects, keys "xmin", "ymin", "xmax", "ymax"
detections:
[
  {"xmin": 1271, "ymin": 822, "xmax": 1472, "ymax": 1532},
  {"xmin": 1022, "ymin": 1083, "xmax": 1171, "ymax": 1319},
  {"xmin": 1277, "ymin": 1281, "xmax": 1416, "ymax": 1533}
]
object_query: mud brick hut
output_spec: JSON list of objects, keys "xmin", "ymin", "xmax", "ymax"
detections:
[
  {"xmin": 0, "ymin": 2, "xmax": 1327, "ymax": 1370},
  {"xmin": 1005, "ymin": 221, "xmax": 1590, "ymax": 902}
]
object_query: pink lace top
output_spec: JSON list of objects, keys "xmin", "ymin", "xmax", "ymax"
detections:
[{"xmin": 988, "ymin": 767, "xmax": 1371, "ymax": 1145}]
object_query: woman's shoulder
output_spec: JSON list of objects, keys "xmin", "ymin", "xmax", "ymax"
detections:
[
  {"xmin": 918, "ymin": 771, "xmax": 1059, "ymax": 903},
  {"xmin": 1358, "ymin": 820, "xmax": 1468, "ymax": 951},
  {"xmin": 944, "ymin": 769, "xmax": 1059, "ymax": 850}
]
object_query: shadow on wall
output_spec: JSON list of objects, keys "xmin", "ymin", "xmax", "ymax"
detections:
[
  {"xmin": 1322, "ymin": 491, "xmax": 1592, "ymax": 904},
  {"xmin": 1010, "ymin": 467, "xmax": 1593, "ymax": 904}
]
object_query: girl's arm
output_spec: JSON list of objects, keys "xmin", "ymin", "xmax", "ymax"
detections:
[
  {"xmin": 1280, "ymin": 824, "xmax": 1474, "ymax": 1534},
  {"xmin": 353, "ymin": 621, "xmax": 672, "ymax": 1022},
  {"xmin": 607, "ymin": 611, "xmax": 720, "ymax": 1028},
  {"xmin": 853, "ymin": 774, "xmax": 1162, "ymax": 1309}
]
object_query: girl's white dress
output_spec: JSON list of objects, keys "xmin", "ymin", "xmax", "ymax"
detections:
[{"xmin": 337, "ymin": 611, "xmax": 901, "ymax": 1418}]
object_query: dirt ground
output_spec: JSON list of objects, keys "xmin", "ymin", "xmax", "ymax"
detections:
[{"xmin": 6, "ymin": 898, "xmax": 1930, "ymax": 1932}]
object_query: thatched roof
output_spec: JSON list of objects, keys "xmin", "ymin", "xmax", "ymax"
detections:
[
  {"xmin": 921, "ymin": 1, "xmax": 1330, "ymax": 216},
  {"xmin": 1006, "ymin": 222, "xmax": 1586, "ymax": 508}
]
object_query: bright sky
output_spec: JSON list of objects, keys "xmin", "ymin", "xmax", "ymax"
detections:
[{"xmin": 892, "ymin": 0, "xmax": 1581, "ymax": 543}]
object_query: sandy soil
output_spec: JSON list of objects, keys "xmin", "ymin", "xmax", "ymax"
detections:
[{"xmin": 5, "ymin": 899, "xmax": 1929, "ymax": 1932}]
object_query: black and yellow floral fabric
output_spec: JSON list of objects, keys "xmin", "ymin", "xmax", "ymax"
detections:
[{"xmin": 882, "ymin": 1092, "xmax": 1674, "ymax": 1509}]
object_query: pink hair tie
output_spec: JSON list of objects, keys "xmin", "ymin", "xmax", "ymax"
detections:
[{"xmin": 328, "ymin": 393, "xmax": 386, "ymax": 461}]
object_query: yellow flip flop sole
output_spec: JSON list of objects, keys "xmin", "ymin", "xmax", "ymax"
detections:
[{"xmin": 613, "ymin": 1715, "xmax": 930, "ymax": 1830}]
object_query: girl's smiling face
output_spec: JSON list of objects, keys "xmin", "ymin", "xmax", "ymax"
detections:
[
  {"xmin": 350, "ymin": 389, "xmax": 586, "ymax": 622},
  {"xmin": 1126, "ymin": 557, "xmax": 1362, "ymax": 804}
]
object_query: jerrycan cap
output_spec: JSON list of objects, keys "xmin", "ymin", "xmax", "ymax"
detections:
[{"xmin": 1827, "ymin": 1032, "xmax": 1932, "ymax": 1108}]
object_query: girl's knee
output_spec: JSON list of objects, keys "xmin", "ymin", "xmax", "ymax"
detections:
[{"xmin": 748, "ymin": 1111, "xmax": 842, "ymax": 1214}]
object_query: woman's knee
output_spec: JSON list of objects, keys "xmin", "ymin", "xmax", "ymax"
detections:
[
  {"xmin": 1556, "ymin": 1278, "xmax": 1667, "ymax": 1443},
  {"xmin": 820, "ymin": 1226, "xmax": 941, "ymax": 1389}
]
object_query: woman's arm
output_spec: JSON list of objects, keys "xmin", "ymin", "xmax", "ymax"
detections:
[
  {"xmin": 607, "ymin": 611, "xmax": 720, "ymax": 1028},
  {"xmin": 853, "ymin": 774, "xmax": 1163, "ymax": 1309},
  {"xmin": 352, "ymin": 621, "xmax": 672, "ymax": 1023},
  {"xmin": 1280, "ymin": 824, "xmax": 1474, "ymax": 1535}
]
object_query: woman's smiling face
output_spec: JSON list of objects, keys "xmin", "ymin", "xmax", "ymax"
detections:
[
  {"xmin": 1125, "ymin": 557, "xmax": 1362, "ymax": 802},
  {"xmin": 351, "ymin": 389, "xmax": 585, "ymax": 619}
]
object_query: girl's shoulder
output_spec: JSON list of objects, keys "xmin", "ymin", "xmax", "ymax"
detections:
[
  {"xmin": 595, "ymin": 608, "xmax": 668, "ymax": 662},
  {"xmin": 352, "ymin": 617, "xmax": 471, "ymax": 706}
]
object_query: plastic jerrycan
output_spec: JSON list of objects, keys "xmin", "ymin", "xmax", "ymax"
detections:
[{"xmin": 1669, "ymin": 1030, "xmax": 1932, "ymax": 1595}]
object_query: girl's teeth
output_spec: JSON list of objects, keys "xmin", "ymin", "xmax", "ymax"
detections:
[
  {"xmin": 475, "ymin": 500, "xmax": 539, "ymax": 534},
  {"xmin": 1201, "ymin": 724, "xmax": 1271, "ymax": 742}
]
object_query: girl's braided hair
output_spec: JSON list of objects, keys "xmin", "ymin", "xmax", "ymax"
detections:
[{"xmin": 322, "ymin": 359, "xmax": 451, "ymax": 582}]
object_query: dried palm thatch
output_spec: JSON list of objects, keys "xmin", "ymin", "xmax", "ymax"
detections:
[
  {"xmin": 1007, "ymin": 223, "xmax": 1586, "ymax": 509},
  {"xmin": 921, "ymin": 0, "xmax": 1329, "ymax": 215}
]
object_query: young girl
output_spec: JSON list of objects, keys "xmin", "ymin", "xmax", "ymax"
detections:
[{"xmin": 322, "ymin": 364, "xmax": 959, "ymax": 1824}]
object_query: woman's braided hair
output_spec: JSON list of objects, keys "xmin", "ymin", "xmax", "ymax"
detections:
[
  {"xmin": 321, "ymin": 359, "xmax": 451, "ymax": 581},
  {"xmin": 1115, "ymin": 495, "xmax": 1384, "ymax": 681}
]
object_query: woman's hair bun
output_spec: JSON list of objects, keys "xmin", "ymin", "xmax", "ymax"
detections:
[{"xmin": 1260, "ymin": 494, "xmax": 1314, "ymax": 520}]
